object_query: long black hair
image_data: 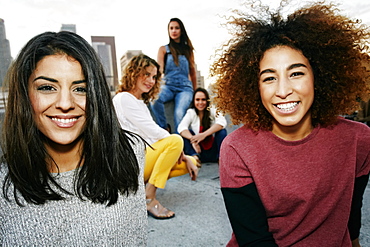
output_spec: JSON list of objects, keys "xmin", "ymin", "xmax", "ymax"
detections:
[
  {"xmin": 2, "ymin": 31, "xmax": 141, "ymax": 206},
  {"xmin": 190, "ymin": 87, "xmax": 211, "ymax": 130},
  {"xmin": 168, "ymin": 17, "xmax": 195, "ymax": 68}
]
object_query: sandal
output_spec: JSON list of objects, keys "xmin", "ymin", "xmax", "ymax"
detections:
[{"xmin": 146, "ymin": 198, "xmax": 175, "ymax": 220}]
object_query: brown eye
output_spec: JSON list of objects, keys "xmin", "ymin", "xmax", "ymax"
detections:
[{"xmin": 37, "ymin": 85, "xmax": 56, "ymax": 91}]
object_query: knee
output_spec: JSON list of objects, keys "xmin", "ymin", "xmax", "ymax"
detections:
[
  {"xmin": 153, "ymin": 96, "xmax": 164, "ymax": 105},
  {"xmin": 216, "ymin": 129, "xmax": 227, "ymax": 138},
  {"xmin": 167, "ymin": 134, "xmax": 184, "ymax": 149}
]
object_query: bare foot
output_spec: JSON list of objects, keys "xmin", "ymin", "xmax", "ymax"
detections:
[{"xmin": 146, "ymin": 198, "xmax": 175, "ymax": 220}]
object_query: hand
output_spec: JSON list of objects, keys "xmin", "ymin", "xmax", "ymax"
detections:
[
  {"xmin": 352, "ymin": 238, "xmax": 361, "ymax": 247},
  {"xmin": 184, "ymin": 155, "xmax": 198, "ymax": 181},
  {"xmin": 192, "ymin": 142, "xmax": 201, "ymax": 154},
  {"xmin": 177, "ymin": 151, "xmax": 185, "ymax": 164},
  {"xmin": 190, "ymin": 133, "xmax": 206, "ymax": 145}
]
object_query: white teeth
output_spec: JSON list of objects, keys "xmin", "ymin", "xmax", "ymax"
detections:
[
  {"xmin": 52, "ymin": 118, "xmax": 77, "ymax": 123},
  {"xmin": 276, "ymin": 102, "xmax": 298, "ymax": 111}
]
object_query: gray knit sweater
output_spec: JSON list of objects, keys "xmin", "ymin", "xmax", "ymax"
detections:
[{"xmin": 0, "ymin": 140, "xmax": 148, "ymax": 246}]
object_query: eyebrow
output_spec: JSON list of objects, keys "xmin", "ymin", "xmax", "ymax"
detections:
[
  {"xmin": 33, "ymin": 76, "xmax": 86, "ymax": 84},
  {"xmin": 259, "ymin": 63, "xmax": 308, "ymax": 76}
]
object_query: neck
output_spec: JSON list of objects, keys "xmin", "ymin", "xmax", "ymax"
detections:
[
  {"xmin": 129, "ymin": 89, "xmax": 141, "ymax": 99},
  {"xmin": 45, "ymin": 138, "xmax": 83, "ymax": 173},
  {"xmin": 271, "ymin": 114, "xmax": 313, "ymax": 141},
  {"xmin": 171, "ymin": 38, "xmax": 180, "ymax": 43},
  {"xmin": 198, "ymin": 110, "xmax": 204, "ymax": 118}
]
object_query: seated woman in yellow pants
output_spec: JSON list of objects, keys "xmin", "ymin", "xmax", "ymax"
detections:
[{"xmin": 113, "ymin": 54, "xmax": 199, "ymax": 220}]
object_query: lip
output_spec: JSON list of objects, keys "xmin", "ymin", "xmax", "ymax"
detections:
[
  {"xmin": 196, "ymin": 105, "xmax": 206, "ymax": 110},
  {"xmin": 49, "ymin": 115, "xmax": 81, "ymax": 128},
  {"xmin": 145, "ymin": 84, "xmax": 153, "ymax": 89},
  {"xmin": 273, "ymin": 101, "xmax": 300, "ymax": 114}
]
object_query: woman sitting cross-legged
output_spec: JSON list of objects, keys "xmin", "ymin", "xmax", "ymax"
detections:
[
  {"xmin": 113, "ymin": 54, "xmax": 199, "ymax": 220},
  {"xmin": 177, "ymin": 87, "xmax": 227, "ymax": 164}
]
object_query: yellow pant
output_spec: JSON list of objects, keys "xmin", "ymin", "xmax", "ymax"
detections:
[{"xmin": 144, "ymin": 134, "xmax": 195, "ymax": 189}]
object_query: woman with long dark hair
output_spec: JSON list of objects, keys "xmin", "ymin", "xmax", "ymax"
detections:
[
  {"xmin": 0, "ymin": 31, "xmax": 147, "ymax": 245},
  {"xmin": 178, "ymin": 87, "xmax": 227, "ymax": 164},
  {"xmin": 152, "ymin": 17, "xmax": 197, "ymax": 133}
]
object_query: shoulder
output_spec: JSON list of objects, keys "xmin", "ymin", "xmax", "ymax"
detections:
[
  {"xmin": 158, "ymin": 46, "xmax": 167, "ymax": 54},
  {"xmin": 222, "ymin": 126, "xmax": 257, "ymax": 148},
  {"xmin": 185, "ymin": 108, "xmax": 197, "ymax": 116},
  {"xmin": 113, "ymin": 92, "xmax": 132, "ymax": 101},
  {"xmin": 210, "ymin": 107, "xmax": 226, "ymax": 118},
  {"xmin": 185, "ymin": 109, "xmax": 198, "ymax": 121},
  {"xmin": 113, "ymin": 92, "xmax": 139, "ymax": 106},
  {"xmin": 328, "ymin": 118, "xmax": 370, "ymax": 138},
  {"xmin": 209, "ymin": 107, "xmax": 217, "ymax": 115}
]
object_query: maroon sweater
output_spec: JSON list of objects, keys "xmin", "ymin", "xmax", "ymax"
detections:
[{"xmin": 220, "ymin": 118, "xmax": 370, "ymax": 247}]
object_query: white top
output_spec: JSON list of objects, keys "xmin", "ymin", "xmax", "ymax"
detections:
[
  {"xmin": 177, "ymin": 107, "xmax": 227, "ymax": 135},
  {"xmin": 113, "ymin": 92, "xmax": 169, "ymax": 145}
]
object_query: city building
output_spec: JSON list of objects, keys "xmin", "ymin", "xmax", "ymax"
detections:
[
  {"xmin": 0, "ymin": 18, "xmax": 12, "ymax": 88},
  {"xmin": 91, "ymin": 36, "xmax": 118, "ymax": 91},
  {"xmin": 60, "ymin": 24, "xmax": 76, "ymax": 33},
  {"xmin": 194, "ymin": 64, "xmax": 204, "ymax": 89},
  {"xmin": 120, "ymin": 50, "xmax": 143, "ymax": 75}
]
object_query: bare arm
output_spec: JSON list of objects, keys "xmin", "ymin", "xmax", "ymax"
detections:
[
  {"xmin": 189, "ymin": 53, "xmax": 197, "ymax": 89},
  {"xmin": 157, "ymin": 46, "xmax": 166, "ymax": 74},
  {"xmin": 179, "ymin": 129, "xmax": 194, "ymax": 140},
  {"xmin": 191, "ymin": 124, "xmax": 223, "ymax": 144}
]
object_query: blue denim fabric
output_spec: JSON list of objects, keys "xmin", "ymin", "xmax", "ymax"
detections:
[
  {"xmin": 152, "ymin": 84, "xmax": 193, "ymax": 131},
  {"xmin": 152, "ymin": 45, "xmax": 194, "ymax": 131},
  {"xmin": 183, "ymin": 129, "xmax": 227, "ymax": 163}
]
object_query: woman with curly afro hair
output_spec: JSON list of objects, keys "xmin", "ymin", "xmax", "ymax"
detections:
[{"xmin": 211, "ymin": 1, "xmax": 370, "ymax": 246}]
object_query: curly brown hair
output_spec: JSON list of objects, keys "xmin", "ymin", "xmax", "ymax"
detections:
[
  {"xmin": 211, "ymin": 0, "xmax": 370, "ymax": 130},
  {"xmin": 116, "ymin": 54, "xmax": 161, "ymax": 104}
]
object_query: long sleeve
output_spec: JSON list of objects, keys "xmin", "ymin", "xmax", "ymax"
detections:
[
  {"xmin": 113, "ymin": 92, "xmax": 169, "ymax": 144},
  {"xmin": 348, "ymin": 173, "xmax": 370, "ymax": 240},
  {"xmin": 222, "ymin": 183, "xmax": 278, "ymax": 247},
  {"xmin": 177, "ymin": 109, "xmax": 198, "ymax": 134},
  {"xmin": 210, "ymin": 107, "xmax": 227, "ymax": 128},
  {"xmin": 177, "ymin": 107, "xmax": 227, "ymax": 135}
]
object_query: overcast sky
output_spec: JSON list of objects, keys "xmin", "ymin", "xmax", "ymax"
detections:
[{"xmin": 1, "ymin": 0, "xmax": 370, "ymax": 86}]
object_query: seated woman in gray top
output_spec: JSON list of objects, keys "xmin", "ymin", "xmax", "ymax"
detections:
[{"xmin": 0, "ymin": 31, "xmax": 147, "ymax": 246}]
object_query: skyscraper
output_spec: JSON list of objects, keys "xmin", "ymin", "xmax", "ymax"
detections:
[
  {"xmin": 0, "ymin": 18, "xmax": 12, "ymax": 88},
  {"xmin": 120, "ymin": 50, "xmax": 143, "ymax": 75},
  {"xmin": 91, "ymin": 36, "xmax": 118, "ymax": 91},
  {"xmin": 60, "ymin": 24, "xmax": 76, "ymax": 33}
]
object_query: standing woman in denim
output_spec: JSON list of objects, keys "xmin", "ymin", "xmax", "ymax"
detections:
[{"xmin": 152, "ymin": 18, "xmax": 197, "ymax": 132}]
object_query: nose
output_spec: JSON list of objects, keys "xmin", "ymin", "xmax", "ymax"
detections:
[
  {"xmin": 275, "ymin": 77, "xmax": 293, "ymax": 99},
  {"xmin": 55, "ymin": 89, "xmax": 75, "ymax": 111}
]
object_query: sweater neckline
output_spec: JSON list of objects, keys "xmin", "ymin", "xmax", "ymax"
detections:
[
  {"xmin": 263, "ymin": 125, "xmax": 320, "ymax": 146},
  {"xmin": 51, "ymin": 167, "xmax": 79, "ymax": 179}
]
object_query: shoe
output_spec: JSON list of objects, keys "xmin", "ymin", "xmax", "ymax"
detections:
[
  {"xmin": 165, "ymin": 123, "xmax": 171, "ymax": 133},
  {"xmin": 146, "ymin": 198, "xmax": 175, "ymax": 220}
]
